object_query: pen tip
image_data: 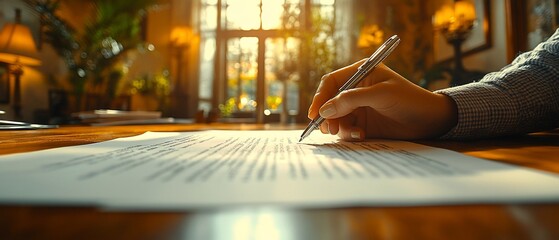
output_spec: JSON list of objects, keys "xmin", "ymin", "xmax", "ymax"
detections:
[{"xmin": 298, "ymin": 137, "xmax": 303, "ymax": 142}]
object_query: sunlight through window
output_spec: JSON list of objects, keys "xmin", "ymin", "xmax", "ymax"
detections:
[
  {"xmin": 226, "ymin": 0, "xmax": 261, "ymax": 30},
  {"xmin": 262, "ymin": 0, "xmax": 285, "ymax": 30},
  {"xmin": 226, "ymin": 37, "xmax": 259, "ymax": 113},
  {"xmin": 199, "ymin": 0, "xmax": 337, "ymax": 122}
]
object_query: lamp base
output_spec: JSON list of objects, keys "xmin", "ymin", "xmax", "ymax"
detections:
[
  {"xmin": 450, "ymin": 38, "xmax": 466, "ymax": 86},
  {"xmin": 10, "ymin": 64, "xmax": 23, "ymax": 120}
]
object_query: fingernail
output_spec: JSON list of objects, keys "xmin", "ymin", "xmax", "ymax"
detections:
[
  {"xmin": 319, "ymin": 104, "xmax": 336, "ymax": 118},
  {"xmin": 351, "ymin": 131, "xmax": 361, "ymax": 140}
]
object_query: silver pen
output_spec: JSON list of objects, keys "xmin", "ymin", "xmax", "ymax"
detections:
[{"xmin": 299, "ymin": 35, "xmax": 401, "ymax": 142}]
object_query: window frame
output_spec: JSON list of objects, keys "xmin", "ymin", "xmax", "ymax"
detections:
[{"xmin": 199, "ymin": 0, "xmax": 338, "ymax": 123}]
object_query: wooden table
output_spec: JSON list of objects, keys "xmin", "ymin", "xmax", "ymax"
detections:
[{"xmin": 1, "ymin": 124, "xmax": 558, "ymax": 240}]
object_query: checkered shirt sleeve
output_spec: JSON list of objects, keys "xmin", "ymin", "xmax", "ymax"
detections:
[{"xmin": 435, "ymin": 28, "xmax": 559, "ymax": 139}]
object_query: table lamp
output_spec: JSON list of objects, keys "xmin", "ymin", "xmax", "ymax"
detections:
[
  {"xmin": 433, "ymin": 0, "xmax": 476, "ymax": 86},
  {"xmin": 0, "ymin": 9, "xmax": 41, "ymax": 120}
]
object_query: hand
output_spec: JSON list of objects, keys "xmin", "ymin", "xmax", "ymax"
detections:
[{"xmin": 308, "ymin": 60, "xmax": 458, "ymax": 141}]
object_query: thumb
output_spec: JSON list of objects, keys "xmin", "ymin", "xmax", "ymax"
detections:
[{"xmin": 318, "ymin": 84, "xmax": 393, "ymax": 119}]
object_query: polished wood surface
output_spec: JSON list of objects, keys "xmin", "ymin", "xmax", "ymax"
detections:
[{"xmin": 1, "ymin": 124, "xmax": 558, "ymax": 240}]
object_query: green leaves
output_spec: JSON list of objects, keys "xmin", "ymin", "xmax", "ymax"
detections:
[{"xmin": 25, "ymin": 0, "xmax": 155, "ymax": 99}]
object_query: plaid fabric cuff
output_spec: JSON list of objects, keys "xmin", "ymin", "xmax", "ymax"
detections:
[{"xmin": 435, "ymin": 82, "xmax": 519, "ymax": 139}]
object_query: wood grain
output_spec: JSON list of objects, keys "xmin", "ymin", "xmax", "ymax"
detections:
[{"xmin": 0, "ymin": 124, "xmax": 558, "ymax": 240}]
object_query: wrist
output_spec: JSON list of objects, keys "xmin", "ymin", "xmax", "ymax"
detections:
[{"xmin": 432, "ymin": 93, "xmax": 458, "ymax": 137}]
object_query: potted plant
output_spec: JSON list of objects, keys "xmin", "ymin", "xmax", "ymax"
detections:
[{"xmin": 25, "ymin": 0, "xmax": 155, "ymax": 111}]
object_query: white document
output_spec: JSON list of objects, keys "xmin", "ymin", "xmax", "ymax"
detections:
[{"xmin": 1, "ymin": 130, "xmax": 559, "ymax": 209}]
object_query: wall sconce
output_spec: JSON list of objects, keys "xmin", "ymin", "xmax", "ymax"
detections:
[
  {"xmin": 170, "ymin": 26, "xmax": 194, "ymax": 49},
  {"xmin": 0, "ymin": 9, "xmax": 41, "ymax": 120},
  {"xmin": 357, "ymin": 24, "xmax": 385, "ymax": 49},
  {"xmin": 433, "ymin": 0, "xmax": 477, "ymax": 86},
  {"xmin": 357, "ymin": 24, "xmax": 385, "ymax": 57}
]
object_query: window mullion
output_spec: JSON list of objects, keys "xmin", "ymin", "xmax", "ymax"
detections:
[{"xmin": 256, "ymin": 36, "xmax": 266, "ymax": 123}]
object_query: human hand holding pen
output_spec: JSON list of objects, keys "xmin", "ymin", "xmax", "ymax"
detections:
[
  {"xmin": 307, "ymin": 61, "xmax": 459, "ymax": 141},
  {"xmin": 299, "ymin": 35, "xmax": 400, "ymax": 142}
]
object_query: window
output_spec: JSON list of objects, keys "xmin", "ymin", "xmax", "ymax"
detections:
[{"xmin": 198, "ymin": 0, "xmax": 338, "ymax": 123}]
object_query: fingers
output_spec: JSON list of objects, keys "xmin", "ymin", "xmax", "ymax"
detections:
[
  {"xmin": 319, "ymin": 121, "xmax": 328, "ymax": 134},
  {"xmin": 318, "ymin": 119, "xmax": 340, "ymax": 135},
  {"xmin": 337, "ymin": 113, "xmax": 365, "ymax": 141},
  {"xmin": 307, "ymin": 62, "xmax": 409, "ymax": 141},
  {"xmin": 308, "ymin": 59, "xmax": 366, "ymax": 119},
  {"xmin": 309, "ymin": 63, "xmax": 399, "ymax": 120},
  {"xmin": 318, "ymin": 111, "xmax": 366, "ymax": 141},
  {"xmin": 308, "ymin": 74, "xmax": 333, "ymax": 119},
  {"xmin": 327, "ymin": 119, "xmax": 339, "ymax": 135},
  {"xmin": 318, "ymin": 64, "xmax": 409, "ymax": 120},
  {"xmin": 318, "ymin": 84, "xmax": 389, "ymax": 120}
]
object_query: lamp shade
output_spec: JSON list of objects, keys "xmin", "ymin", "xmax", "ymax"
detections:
[
  {"xmin": 455, "ymin": 1, "xmax": 476, "ymax": 22},
  {"xmin": 433, "ymin": 1, "xmax": 477, "ymax": 31},
  {"xmin": 0, "ymin": 22, "xmax": 41, "ymax": 66}
]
